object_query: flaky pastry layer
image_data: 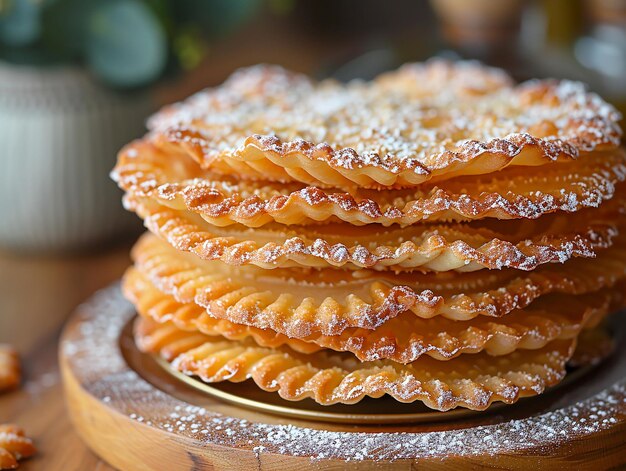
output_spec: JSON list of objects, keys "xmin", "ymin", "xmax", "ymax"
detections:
[
  {"xmin": 130, "ymin": 233, "xmax": 626, "ymax": 337},
  {"xmin": 135, "ymin": 317, "xmax": 577, "ymax": 409},
  {"xmin": 125, "ymin": 268, "xmax": 614, "ymax": 363},
  {"xmin": 113, "ymin": 141, "xmax": 626, "ymax": 227},
  {"xmin": 124, "ymin": 269, "xmax": 321, "ymax": 355},
  {"xmin": 126, "ymin": 193, "xmax": 622, "ymax": 271},
  {"xmin": 145, "ymin": 61, "xmax": 621, "ymax": 190}
]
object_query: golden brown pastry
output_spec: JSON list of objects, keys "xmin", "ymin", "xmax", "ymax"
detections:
[
  {"xmin": 135, "ymin": 316, "xmax": 579, "ymax": 409},
  {"xmin": 125, "ymin": 267, "xmax": 614, "ymax": 363},
  {"xmin": 125, "ymin": 193, "xmax": 623, "ymax": 271},
  {"xmin": 130, "ymin": 233, "xmax": 626, "ymax": 336},
  {"xmin": 113, "ymin": 141, "xmax": 626, "ymax": 227},
  {"xmin": 114, "ymin": 60, "xmax": 626, "ymax": 411},
  {"xmin": 144, "ymin": 61, "xmax": 621, "ymax": 190},
  {"xmin": 0, "ymin": 346, "xmax": 19, "ymax": 393},
  {"xmin": 0, "ymin": 425, "xmax": 35, "ymax": 470}
]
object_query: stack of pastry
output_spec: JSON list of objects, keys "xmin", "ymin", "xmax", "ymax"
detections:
[{"xmin": 113, "ymin": 61, "xmax": 626, "ymax": 411}]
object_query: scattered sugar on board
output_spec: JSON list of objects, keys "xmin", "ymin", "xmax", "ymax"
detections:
[{"xmin": 63, "ymin": 284, "xmax": 626, "ymax": 463}]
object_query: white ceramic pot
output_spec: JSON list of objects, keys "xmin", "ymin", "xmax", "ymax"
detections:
[{"xmin": 0, "ymin": 62, "xmax": 152, "ymax": 251}]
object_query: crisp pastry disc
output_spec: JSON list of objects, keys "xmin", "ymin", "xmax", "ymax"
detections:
[
  {"xmin": 123, "ymin": 268, "xmax": 321, "ymax": 355},
  {"xmin": 145, "ymin": 61, "xmax": 621, "ymax": 190},
  {"xmin": 134, "ymin": 316, "xmax": 578, "ymax": 409},
  {"xmin": 0, "ymin": 345, "xmax": 19, "ymax": 393},
  {"xmin": 130, "ymin": 233, "xmax": 626, "ymax": 337},
  {"xmin": 125, "ymin": 193, "xmax": 622, "ymax": 271},
  {"xmin": 113, "ymin": 140, "xmax": 626, "ymax": 227},
  {"xmin": 124, "ymin": 267, "xmax": 614, "ymax": 363},
  {"xmin": 0, "ymin": 425, "xmax": 35, "ymax": 470}
]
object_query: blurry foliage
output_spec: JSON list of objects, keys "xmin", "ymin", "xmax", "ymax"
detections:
[
  {"xmin": 267, "ymin": 0, "xmax": 295, "ymax": 16},
  {"xmin": 0, "ymin": 0, "xmax": 261, "ymax": 88}
]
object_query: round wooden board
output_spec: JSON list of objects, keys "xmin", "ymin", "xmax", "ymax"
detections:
[{"xmin": 60, "ymin": 283, "xmax": 626, "ymax": 471}]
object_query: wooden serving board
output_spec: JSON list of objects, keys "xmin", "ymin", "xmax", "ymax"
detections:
[{"xmin": 60, "ymin": 284, "xmax": 626, "ymax": 470}]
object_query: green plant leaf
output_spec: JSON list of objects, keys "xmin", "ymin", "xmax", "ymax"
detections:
[
  {"xmin": 86, "ymin": 0, "xmax": 167, "ymax": 88},
  {"xmin": 41, "ymin": 0, "xmax": 99, "ymax": 60},
  {"xmin": 0, "ymin": 0, "xmax": 42, "ymax": 46},
  {"xmin": 173, "ymin": 27, "xmax": 206, "ymax": 70},
  {"xmin": 41, "ymin": 0, "xmax": 106, "ymax": 60},
  {"xmin": 143, "ymin": 0, "xmax": 173, "ymax": 35},
  {"xmin": 174, "ymin": 0, "xmax": 261, "ymax": 38}
]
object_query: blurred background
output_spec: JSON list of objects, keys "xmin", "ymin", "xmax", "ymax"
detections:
[{"xmin": 1, "ymin": 0, "xmax": 626, "ymax": 347}]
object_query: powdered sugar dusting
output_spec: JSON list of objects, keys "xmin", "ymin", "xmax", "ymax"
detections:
[
  {"xmin": 113, "ymin": 139, "xmax": 626, "ymax": 228},
  {"xmin": 146, "ymin": 61, "xmax": 622, "ymax": 187}
]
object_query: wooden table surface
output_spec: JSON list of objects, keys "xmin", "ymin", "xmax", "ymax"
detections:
[{"xmin": 0, "ymin": 243, "xmax": 133, "ymax": 470}]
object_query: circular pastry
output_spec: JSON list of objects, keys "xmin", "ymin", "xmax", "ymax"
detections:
[
  {"xmin": 144, "ymin": 61, "xmax": 621, "ymax": 190},
  {"xmin": 112, "ymin": 59, "xmax": 626, "ymax": 415},
  {"xmin": 113, "ymin": 140, "xmax": 626, "ymax": 227},
  {"xmin": 125, "ymin": 267, "xmax": 615, "ymax": 363},
  {"xmin": 130, "ymin": 233, "xmax": 626, "ymax": 337},
  {"xmin": 134, "ymin": 316, "xmax": 579, "ymax": 409},
  {"xmin": 125, "ymin": 194, "xmax": 623, "ymax": 271}
]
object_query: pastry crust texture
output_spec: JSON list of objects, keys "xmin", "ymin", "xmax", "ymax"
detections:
[
  {"xmin": 0, "ymin": 425, "xmax": 35, "ymax": 470},
  {"xmin": 135, "ymin": 316, "xmax": 579, "ymax": 409},
  {"xmin": 125, "ymin": 194, "xmax": 622, "ymax": 271},
  {"xmin": 115, "ymin": 59, "xmax": 626, "ymax": 410},
  {"xmin": 113, "ymin": 141, "xmax": 626, "ymax": 227},
  {"xmin": 125, "ymin": 268, "xmax": 614, "ymax": 363},
  {"xmin": 144, "ymin": 61, "xmax": 621, "ymax": 190},
  {"xmin": 129, "ymin": 233, "xmax": 626, "ymax": 337}
]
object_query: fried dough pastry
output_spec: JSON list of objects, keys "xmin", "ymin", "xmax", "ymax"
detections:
[
  {"xmin": 0, "ymin": 346, "xmax": 19, "ymax": 393},
  {"xmin": 113, "ymin": 140, "xmax": 626, "ymax": 227},
  {"xmin": 126, "ymin": 194, "xmax": 622, "ymax": 271},
  {"xmin": 117, "ymin": 59, "xmax": 625, "ymax": 411},
  {"xmin": 135, "ymin": 316, "xmax": 577, "ymax": 409},
  {"xmin": 130, "ymin": 233, "xmax": 626, "ymax": 336},
  {"xmin": 124, "ymin": 268, "xmax": 321, "ymax": 355},
  {"xmin": 145, "ymin": 61, "xmax": 620, "ymax": 190},
  {"xmin": 125, "ymin": 268, "xmax": 613, "ymax": 363},
  {"xmin": 0, "ymin": 425, "xmax": 35, "ymax": 470}
]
